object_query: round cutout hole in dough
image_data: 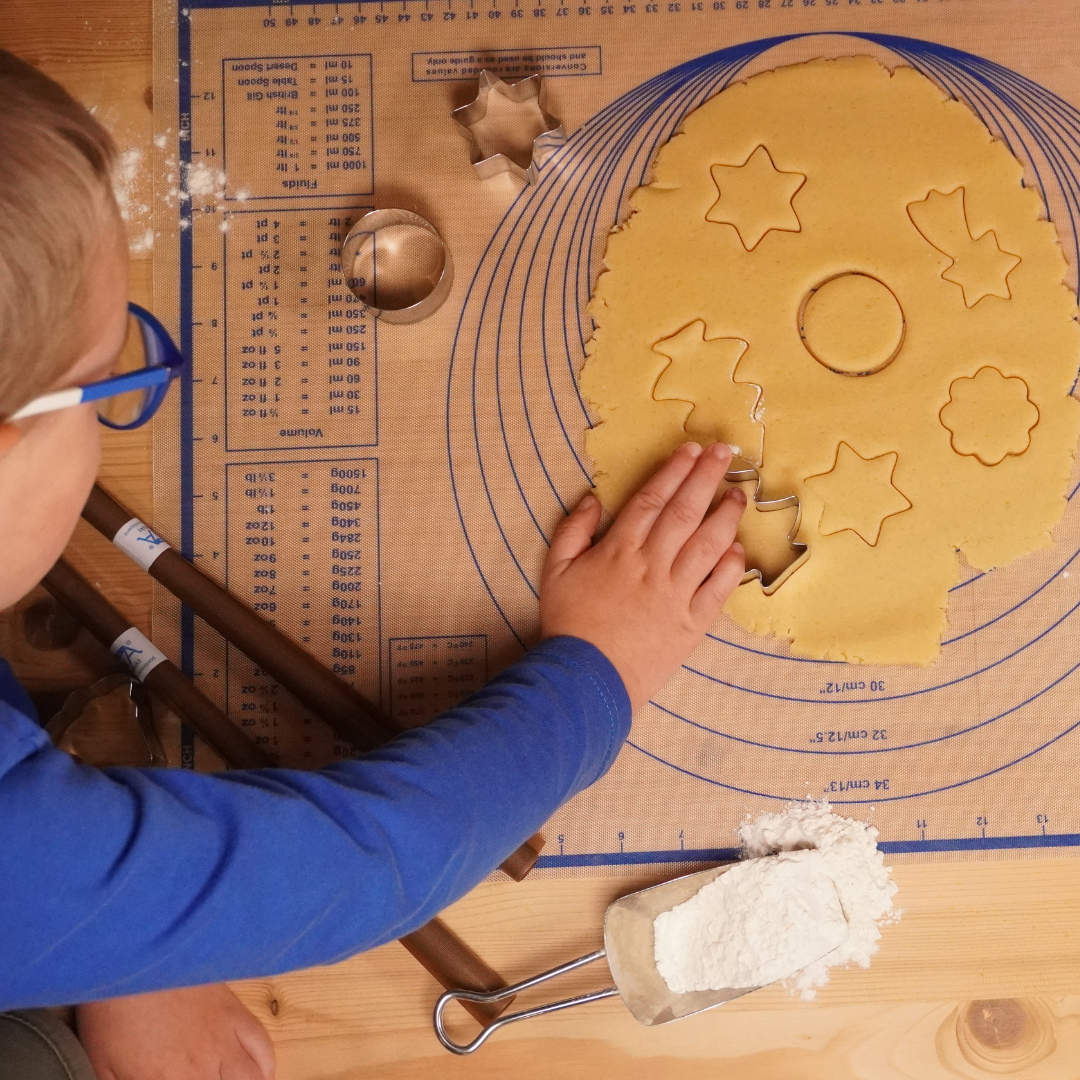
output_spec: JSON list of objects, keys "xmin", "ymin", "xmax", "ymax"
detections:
[{"xmin": 799, "ymin": 272, "xmax": 905, "ymax": 376}]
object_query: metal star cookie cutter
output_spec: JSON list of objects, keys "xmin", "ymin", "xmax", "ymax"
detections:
[
  {"xmin": 452, "ymin": 70, "xmax": 567, "ymax": 184},
  {"xmin": 725, "ymin": 463, "xmax": 809, "ymax": 595}
]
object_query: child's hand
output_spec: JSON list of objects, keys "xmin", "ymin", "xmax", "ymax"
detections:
[
  {"xmin": 76, "ymin": 983, "xmax": 274, "ymax": 1080},
  {"xmin": 541, "ymin": 441, "xmax": 746, "ymax": 711}
]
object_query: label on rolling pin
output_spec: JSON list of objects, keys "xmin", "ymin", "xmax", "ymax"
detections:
[
  {"xmin": 110, "ymin": 628, "xmax": 168, "ymax": 682},
  {"xmin": 112, "ymin": 517, "xmax": 171, "ymax": 571}
]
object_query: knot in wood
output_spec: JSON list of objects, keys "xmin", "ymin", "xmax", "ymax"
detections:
[{"xmin": 953, "ymin": 997, "xmax": 1056, "ymax": 1073}]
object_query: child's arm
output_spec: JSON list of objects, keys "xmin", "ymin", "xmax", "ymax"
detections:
[{"xmin": 0, "ymin": 442, "xmax": 743, "ymax": 1009}]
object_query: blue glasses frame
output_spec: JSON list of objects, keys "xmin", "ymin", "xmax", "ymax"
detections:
[{"xmin": 10, "ymin": 303, "xmax": 186, "ymax": 429}]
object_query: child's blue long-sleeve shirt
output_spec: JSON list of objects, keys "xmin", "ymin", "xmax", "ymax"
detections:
[{"xmin": 0, "ymin": 635, "xmax": 630, "ymax": 1010}]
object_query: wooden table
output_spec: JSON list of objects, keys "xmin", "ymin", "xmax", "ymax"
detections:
[{"xmin": 5, "ymin": 4, "xmax": 1080, "ymax": 1075}]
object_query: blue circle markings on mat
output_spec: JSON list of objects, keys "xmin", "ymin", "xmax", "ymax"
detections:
[
  {"xmin": 628, "ymin": 692, "xmax": 1080, "ymax": 803},
  {"xmin": 446, "ymin": 33, "xmax": 1080, "ymax": 796}
]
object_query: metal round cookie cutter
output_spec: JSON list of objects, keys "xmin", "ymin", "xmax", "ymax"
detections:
[{"xmin": 341, "ymin": 208, "xmax": 454, "ymax": 324}]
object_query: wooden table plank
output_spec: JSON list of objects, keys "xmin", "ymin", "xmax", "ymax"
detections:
[
  {"xmin": 5, "ymin": 4, "xmax": 1080, "ymax": 1075},
  {"xmin": 228, "ymin": 860, "xmax": 1080, "ymax": 1078}
]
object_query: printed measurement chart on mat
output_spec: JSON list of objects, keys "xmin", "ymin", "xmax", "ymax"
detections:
[{"xmin": 152, "ymin": 0, "xmax": 1080, "ymax": 873}]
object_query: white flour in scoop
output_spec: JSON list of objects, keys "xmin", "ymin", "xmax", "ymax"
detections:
[
  {"xmin": 654, "ymin": 848, "xmax": 849, "ymax": 993},
  {"xmin": 653, "ymin": 801, "xmax": 900, "ymax": 1000}
]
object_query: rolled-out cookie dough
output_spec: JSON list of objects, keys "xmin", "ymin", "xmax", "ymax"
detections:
[{"xmin": 581, "ymin": 57, "xmax": 1080, "ymax": 665}]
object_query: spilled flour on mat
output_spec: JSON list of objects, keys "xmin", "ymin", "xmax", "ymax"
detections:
[
  {"xmin": 109, "ymin": 131, "xmax": 251, "ymax": 250},
  {"xmin": 653, "ymin": 801, "xmax": 900, "ymax": 1000},
  {"xmin": 180, "ymin": 161, "xmax": 249, "ymax": 230},
  {"xmin": 184, "ymin": 159, "xmax": 228, "ymax": 198}
]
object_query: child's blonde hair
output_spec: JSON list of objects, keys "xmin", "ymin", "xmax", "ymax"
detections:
[{"xmin": 0, "ymin": 51, "xmax": 119, "ymax": 418}]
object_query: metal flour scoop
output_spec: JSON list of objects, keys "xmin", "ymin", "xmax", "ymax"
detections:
[{"xmin": 434, "ymin": 861, "xmax": 848, "ymax": 1053}]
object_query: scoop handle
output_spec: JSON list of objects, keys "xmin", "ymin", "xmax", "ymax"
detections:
[{"xmin": 433, "ymin": 948, "xmax": 619, "ymax": 1054}]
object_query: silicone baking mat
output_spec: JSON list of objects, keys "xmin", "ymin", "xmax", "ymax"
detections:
[{"xmin": 151, "ymin": 0, "xmax": 1080, "ymax": 873}]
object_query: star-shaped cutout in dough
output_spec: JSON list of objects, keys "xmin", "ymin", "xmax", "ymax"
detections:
[
  {"xmin": 907, "ymin": 188, "xmax": 1021, "ymax": 307},
  {"xmin": 706, "ymin": 145, "xmax": 806, "ymax": 251},
  {"xmin": 652, "ymin": 320, "xmax": 762, "ymax": 465},
  {"xmin": 805, "ymin": 443, "xmax": 912, "ymax": 547}
]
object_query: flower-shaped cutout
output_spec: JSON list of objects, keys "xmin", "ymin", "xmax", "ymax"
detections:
[{"xmin": 940, "ymin": 366, "xmax": 1040, "ymax": 466}]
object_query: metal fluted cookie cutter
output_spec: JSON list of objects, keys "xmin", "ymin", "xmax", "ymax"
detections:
[
  {"xmin": 47, "ymin": 673, "xmax": 168, "ymax": 767},
  {"xmin": 452, "ymin": 70, "xmax": 567, "ymax": 184},
  {"xmin": 433, "ymin": 863, "xmax": 847, "ymax": 1054},
  {"xmin": 342, "ymin": 208, "xmax": 454, "ymax": 324},
  {"xmin": 725, "ymin": 461, "xmax": 809, "ymax": 595}
]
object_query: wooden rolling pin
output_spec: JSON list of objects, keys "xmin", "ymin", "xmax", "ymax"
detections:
[
  {"xmin": 41, "ymin": 555, "xmax": 510, "ymax": 1025},
  {"xmin": 42, "ymin": 558, "xmax": 271, "ymax": 769},
  {"xmin": 82, "ymin": 484, "xmax": 544, "ymax": 882},
  {"xmin": 85, "ymin": 487, "xmax": 398, "ymax": 750}
]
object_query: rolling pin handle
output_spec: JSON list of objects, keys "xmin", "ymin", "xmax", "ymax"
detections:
[{"xmin": 433, "ymin": 948, "xmax": 617, "ymax": 1054}]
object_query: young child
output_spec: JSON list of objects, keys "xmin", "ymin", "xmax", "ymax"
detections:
[{"xmin": 0, "ymin": 51, "xmax": 746, "ymax": 1079}]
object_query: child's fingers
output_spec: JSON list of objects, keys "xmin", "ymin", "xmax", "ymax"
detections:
[
  {"xmin": 670, "ymin": 485, "xmax": 746, "ymax": 589},
  {"xmin": 544, "ymin": 494, "xmax": 603, "ymax": 576},
  {"xmin": 605, "ymin": 442, "xmax": 703, "ymax": 549},
  {"xmin": 643, "ymin": 442, "xmax": 733, "ymax": 564},
  {"xmin": 689, "ymin": 543, "xmax": 746, "ymax": 621}
]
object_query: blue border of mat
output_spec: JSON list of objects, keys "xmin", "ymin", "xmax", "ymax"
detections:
[{"xmin": 536, "ymin": 832, "xmax": 1080, "ymax": 868}]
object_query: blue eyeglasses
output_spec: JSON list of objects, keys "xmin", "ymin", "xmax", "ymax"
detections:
[{"xmin": 10, "ymin": 303, "xmax": 185, "ymax": 429}]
